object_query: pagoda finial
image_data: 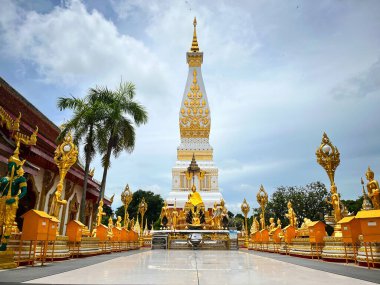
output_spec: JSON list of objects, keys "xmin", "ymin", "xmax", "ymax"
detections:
[{"xmin": 190, "ymin": 17, "xmax": 199, "ymax": 52}]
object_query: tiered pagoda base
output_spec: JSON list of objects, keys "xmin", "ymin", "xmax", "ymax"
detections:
[
  {"xmin": 321, "ymin": 236, "xmax": 357, "ymax": 262},
  {"xmin": 152, "ymin": 230, "xmax": 232, "ymax": 250},
  {"xmin": 356, "ymin": 242, "xmax": 380, "ymax": 268},
  {"xmin": 289, "ymin": 237, "xmax": 323, "ymax": 258}
]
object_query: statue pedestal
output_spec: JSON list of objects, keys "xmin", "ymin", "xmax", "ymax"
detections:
[
  {"xmin": 0, "ymin": 250, "xmax": 17, "ymax": 269},
  {"xmin": 356, "ymin": 242, "xmax": 380, "ymax": 268},
  {"xmin": 289, "ymin": 237, "xmax": 323, "ymax": 258},
  {"xmin": 321, "ymin": 236, "xmax": 356, "ymax": 262},
  {"xmin": 44, "ymin": 235, "xmax": 70, "ymax": 260}
]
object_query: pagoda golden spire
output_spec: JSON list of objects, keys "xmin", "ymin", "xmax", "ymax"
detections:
[{"xmin": 190, "ymin": 17, "xmax": 199, "ymax": 52}]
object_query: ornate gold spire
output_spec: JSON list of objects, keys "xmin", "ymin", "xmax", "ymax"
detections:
[
  {"xmin": 179, "ymin": 69, "xmax": 210, "ymax": 138},
  {"xmin": 190, "ymin": 17, "xmax": 199, "ymax": 52}
]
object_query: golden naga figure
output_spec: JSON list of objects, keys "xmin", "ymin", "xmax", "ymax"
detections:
[
  {"xmin": 326, "ymin": 184, "xmax": 342, "ymax": 222},
  {"xmin": 0, "ymin": 149, "xmax": 27, "ymax": 251},
  {"xmin": 366, "ymin": 167, "xmax": 380, "ymax": 209},
  {"xmin": 285, "ymin": 201, "xmax": 297, "ymax": 227}
]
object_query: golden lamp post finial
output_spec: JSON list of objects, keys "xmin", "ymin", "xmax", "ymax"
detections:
[
  {"xmin": 50, "ymin": 132, "xmax": 78, "ymax": 223},
  {"xmin": 121, "ymin": 184, "xmax": 133, "ymax": 229}
]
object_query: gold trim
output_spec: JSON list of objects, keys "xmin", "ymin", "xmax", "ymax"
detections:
[
  {"xmin": 0, "ymin": 106, "xmax": 21, "ymax": 132},
  {"xmin": 177, "ymin": 150, "xmax": 213, "ymax": 161}
]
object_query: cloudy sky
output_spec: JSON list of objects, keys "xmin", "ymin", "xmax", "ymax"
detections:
[{"xmin": 1, "ymin": 0, "xmax": 379, "ymax": 214}]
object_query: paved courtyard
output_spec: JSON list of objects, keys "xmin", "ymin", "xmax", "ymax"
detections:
[{"xmin": 0, "ymin": 250, "xmax": 374, "ymax": 285}]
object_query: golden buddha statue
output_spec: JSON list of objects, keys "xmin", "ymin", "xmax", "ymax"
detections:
[
  {"xmin": 276, "ymin": 218, "xmax": 282, "ymax": 229},
  {"xmin": 259, "ymin": 213, "xmax": 265, "ymax": 230},
  {"xmin": 188, "ymin": 185, "xmax": 204, "ymax": 206},
  {"xmin": 191, "ymin": 211, "xmax": 201, "ymax": 226},
  {"xmin": 285, "ymin": 201, "xmax": 297, "ymax": 227},
  {"xmin": 326, "ymin": 184, "xmax": 342, "ymax": 222},
  {"xmin": 250, "ymin": 217, "xmax": 259, "ymax": 234},
  {"xmin": 96, "ymin": 199, "xmax": 106, "ymax": 226},
  {"xmin": 366, "ymin": 167, "xmax": 380, "ymax": 209},
  {"xmin": 116, "ymin": 216, "xmax": 122, "ymax": 228},
  {"xmin": 171, "ymin": 203, "xmax": 178, "ymax": 230},
  {"xmin": 268, "ymin": 217, "xmax": 276, "ymax": 234}
]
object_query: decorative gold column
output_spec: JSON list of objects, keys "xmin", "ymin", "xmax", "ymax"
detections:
[
  {"xmin": 241, "ymin": 198, "xmax": 250, "ymax": 248},
  {"xmin": 256, "ymin": 185, "xmax": 268, "ymax": 230},
  {"xmin": 138, "ymin": 198, "xmax": 147, "ymax": 246},
  {"xmin": 121, "ymin": 184, "xmax": 133, "ymax": 229},
  {"xmin": 50, "ymin": 133, "xmax": 78, "ymax": 231},
  {"xmin": 316, "ymin": 133, "xmax": 342, "ymax": 235}
]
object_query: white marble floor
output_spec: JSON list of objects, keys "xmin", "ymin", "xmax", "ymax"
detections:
[{"xmin": 25, "ymin": 250, "xmax": 376, "ymax": 285}]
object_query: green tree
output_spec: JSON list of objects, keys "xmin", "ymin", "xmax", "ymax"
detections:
[
  {"xmin": 341, "ymin": 196, "xmax": 363, "ymax": 215},
  {"xmin": 265, "ymin": 182, "xmax": 329, "ymax": 227},
  {"xmin": 115, "ymin": 189, "xmax": 163, "ymax": 230},
  {"xmin": 92, "ymin": 82, "xmax": 148, "ymax": 201},
  {"xmin": 57, "ymin": 92, "xmax": 108, "ymax": 223}
]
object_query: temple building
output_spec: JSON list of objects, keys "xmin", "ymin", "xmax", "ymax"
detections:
[
  {"xmin": 0, "ymin": 77, "xmax": 111, "ymax": 234},
  {"xmin": 167, "ymin": 18, "xmax": 223, "ymax": 210}
]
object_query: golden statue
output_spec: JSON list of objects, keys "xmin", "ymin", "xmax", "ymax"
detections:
[
  {"xmin": 326, "ymin": 184, "xmax": 342, "ymax": 222},
  {"xmin": 191, "ymin": 210, "xmax": 201, "ymax": 226},
  {"xmin": 365, "ymin": 167, "xmax": 380, "ymax": 209},
  {"xmin": 160, "ymin": 201, "xmax": 169, "ymax": 228},
  {"xmin": 276, "ymin": 218, "xmax": 282, "ymax": 229},
  {"xmin": 107, "ymin": 216, "xmax": 114, "ymax": 239},
  {"xmin": 300, "ymin": 218, "xmax": 312, "ymax": 229},
  {"xmin": 116, "ymin": 216, "xmax": 122, "ymax": 228},
  {"xmin": 268, "ymin": 217, "xmax": 276, "ymax": 234},
  {"xmin": 0, "ymin": 149, "xmax": 27, "ymax": 251},
  {"xmin": 250, "ymin": 217, "xmax": 259, "ymax": 234},
  {"xmin": 171, "ymin": 202, "xmax": 179, "ymax": 230},
  {"xmin": 49, "ymin": 183, "xmax": 67, "ymax": 218},
  {"xmin": 212, "ymin": 202, "xmax": 221, "ymax": 229},
  {"xmin": 96, "ymin": 199, "xmax": 106, "ymax": 226},
  {"xmin": 188, "ymin": 185, "xmax": 203, "ymax": 206},
  {"xmin": 259, "ymin": 213, "xmax": 265, "ymax": 230},
  {"xmin": 285, "ymin": 201, "xmax": 297, "ymax": 227}
]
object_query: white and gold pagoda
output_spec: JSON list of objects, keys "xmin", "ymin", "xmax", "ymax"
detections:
[{"xmin": 166, "ymin": 18, "xmax": 223, "ymax": 210}]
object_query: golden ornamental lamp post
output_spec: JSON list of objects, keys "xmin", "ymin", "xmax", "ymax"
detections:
[
  {"xmin": 121, "ymin": 184, "xmax": 133, "ymax": 229},
  {"xmin": 256, "ymin": 185, "xmax": 268, "ymax": 230},
  {"xmin": 138, "ymin": 197, "xmax": 147, "ymax": 246},
  {"xmin": 241, "ymin": 198, "xmax": 250, "ymax": 248},
  {"xmin": 316, "ymin": 133, "xmax": 343, "ymax": 234},
  {"xmin": 50, "ymin": 133, "xmax": 78, "ymax": 223}
]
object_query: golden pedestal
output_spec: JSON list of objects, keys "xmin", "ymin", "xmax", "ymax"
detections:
[
  {"xmin": 321, "ymin": 236, "xmax": 356, "ymax": 262},
  {"xmin": 289, "ymin": 237, "xmax": 323, "ymax": 258},
  {"xmin": 0, "ymin": 250, "xmax": 17, "ymax": 269},
  {"xmin": 356, "ymin": 242, "xmax": 380, "ymax": 268},
  {"xmin": 44, "ymin": 235, "xmax": 71, "ymax": 260}
]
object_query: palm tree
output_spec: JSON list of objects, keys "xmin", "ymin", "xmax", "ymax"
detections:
[
  {"xmin": 89, "ymin": 82, "xmax": 148, "ymax": 201},
  {"xmin": 57, "ymin": 91, "xmax": 108, "ymax": 223}
]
